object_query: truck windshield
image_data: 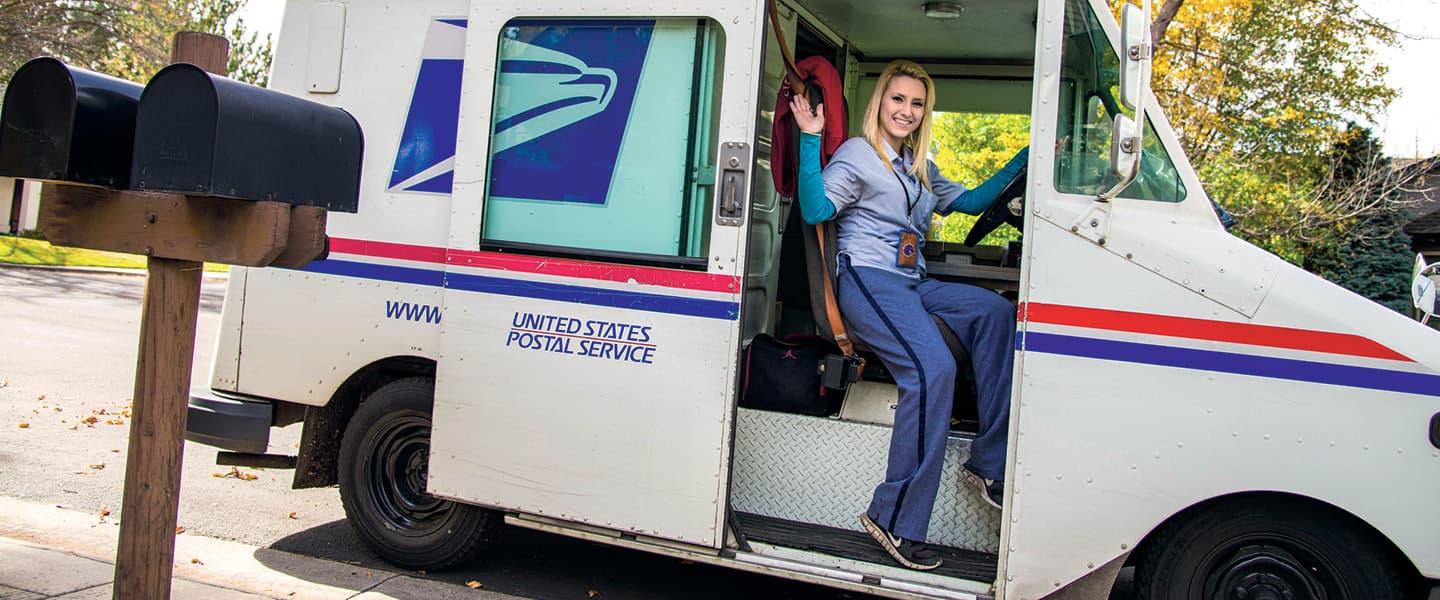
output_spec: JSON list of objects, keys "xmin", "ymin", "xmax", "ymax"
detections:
[{"xmin": 1054, "ymin": 0, "xmax": 1186, "ymax": 202}]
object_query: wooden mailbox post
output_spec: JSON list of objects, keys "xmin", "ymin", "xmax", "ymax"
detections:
[{"xmin": 0, "ymin": 33, "xmax": 362, "ymax": 599}]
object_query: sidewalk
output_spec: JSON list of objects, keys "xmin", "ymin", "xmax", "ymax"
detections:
[{"xmin": 0, "ymin": 497, "xmax": 516, "ymax": 600}]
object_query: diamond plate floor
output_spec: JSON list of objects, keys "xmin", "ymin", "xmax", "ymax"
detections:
[{"xmin": 736, "ymin": 512, "xmax": 998, "ymax": 583}]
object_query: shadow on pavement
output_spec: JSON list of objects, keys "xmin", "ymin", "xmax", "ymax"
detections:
[
  {"xmin": 260, "ymin": 519, "xmax": 878, "ymax": 600},
  {"xmin": 0, "ymin": 265, "xmax": 225, "ymax": 312}
]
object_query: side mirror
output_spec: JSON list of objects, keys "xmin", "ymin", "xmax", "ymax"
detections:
[
  {"xmin": 1412, "ymin": 254, "xmax": 1440, "ymax": 325},
  {"xmin": 1110, "ymin": 113, "xmax": 1140, "ymax": 181},
  {"xmin": 1119, "ymin": 2, "xmax": 1149, "ymax": 112},
  {"xmin": 1108, "ymin": 1, "xmax": 1151, "ymax": 187}
]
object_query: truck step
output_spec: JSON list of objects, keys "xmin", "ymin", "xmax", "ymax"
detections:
[
  {"xmin": 216, "ymin": 451, "xmax": 297, "ymax": 469},
  {"xmin": 735, "ymin": 512, "xmax": 998, "ymax": 583}
]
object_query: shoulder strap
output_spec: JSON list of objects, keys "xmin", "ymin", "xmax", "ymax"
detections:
[
  {"xmin": 767, "ymin": 0, "xmax": 859, "ymax": 366},
  {"xmin": 766, "ymin": 0, "xmax": 805, "ymax": 93},
  {"xmin": 813, "ymin": 223, "xmax": 854, "ymax": 356}
]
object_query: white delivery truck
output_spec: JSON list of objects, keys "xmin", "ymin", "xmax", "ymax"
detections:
[{"xmin": 184, "ymin": 0, "xmax": 1440, "ymax": 597}]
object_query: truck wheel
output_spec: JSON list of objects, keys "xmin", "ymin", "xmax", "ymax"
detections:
[
  {"xmin": 338, "ymin": 376, "xmax": 497, "ymax": 570},
  {"xmin": 1135, "ymin": 498, "xmax": 1402, "ymax": 600}
]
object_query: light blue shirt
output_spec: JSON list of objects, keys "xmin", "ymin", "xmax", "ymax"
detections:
[{"xmin": 821, "ymin": 137, "xmax": 968, "ymax": 278}]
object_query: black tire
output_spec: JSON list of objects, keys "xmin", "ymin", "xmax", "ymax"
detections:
[
  {"xmin": 338, "ymin": 376, "xmax": 497, "ymax": 570},
  {"xmin": 1135, "ymin": 497, "xmax": 1404, "ymax": 600}
]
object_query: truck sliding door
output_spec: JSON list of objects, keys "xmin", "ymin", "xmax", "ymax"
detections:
[{"xmin": 427, "ymin": 1, "xmax": 765, "ymax": 549}]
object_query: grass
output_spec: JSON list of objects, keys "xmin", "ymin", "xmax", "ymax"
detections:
[{"xmin": 0, "ymin": 235, "xmax": 230, "ymax": 272}]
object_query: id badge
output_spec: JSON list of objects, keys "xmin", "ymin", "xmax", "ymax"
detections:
[{"xmin": 895, "ymin": 229, "xmax": 920, "ymax": 269}]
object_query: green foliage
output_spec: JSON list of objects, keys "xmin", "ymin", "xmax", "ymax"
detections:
[
  {"xmin": 0, "ymin": 0, "xmax": 272, "ymax": 94},
  {"xmin": 0, "ymin": 233, "xmax": 230, "ymax": 271},
  {"xmin": 929, "ymin": 112, "xmax": 1031, "ymax": 246},
  {"xmin": 1301, "ymin": 127, "xmax": 1415, "ymax": 313},
  {"xmin": 0, "ymin": 1, "xmax": 129, "ymax": 84},
  {"xmin": 1305, "ymin": 206, "xmax": 1415, "ymax": 313},
  {"xmin": 1108, "ymin": 0, "xmax": 1400, "ymax": 267},
  {"xmin": 95, "ymin": 0, "xmax": 273, "ymax": 86}
]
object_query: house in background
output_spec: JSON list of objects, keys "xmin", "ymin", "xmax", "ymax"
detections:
[
  {"xmin": 1, "ymin": 177, "xmax": 41, "ymax": 234},
  {"xmin": 1400, "ymin": 157, "xmax": 1440, "ymax": 259}
]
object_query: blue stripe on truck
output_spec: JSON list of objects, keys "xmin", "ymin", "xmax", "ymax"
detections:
[{"xmin": 299, "ymin": 259, "xmax": 739, "ymax": 321}]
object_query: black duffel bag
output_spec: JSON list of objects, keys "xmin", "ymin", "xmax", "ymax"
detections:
[{"xmin": 740, "ymin": 334, "xmax": 846, "ymax": 416}]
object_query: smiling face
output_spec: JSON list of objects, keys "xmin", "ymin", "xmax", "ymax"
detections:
[{"xmin": 879, "ymin": 75, "xmax": 927, "ymax": 151}]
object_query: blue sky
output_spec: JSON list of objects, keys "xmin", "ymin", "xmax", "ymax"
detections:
[{"xmin": 238, "ymin": 0, "xmax": 1440, "ymax": 158}]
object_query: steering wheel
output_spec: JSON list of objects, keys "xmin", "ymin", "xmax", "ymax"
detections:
[{"xmin": 963, "ymin": 165, "xmax": 1028, "ymax": 246}]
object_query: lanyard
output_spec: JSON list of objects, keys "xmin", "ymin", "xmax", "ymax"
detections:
[{"xmin": 890, "ymin": 166, "xmax": 919, "ymax": 228}]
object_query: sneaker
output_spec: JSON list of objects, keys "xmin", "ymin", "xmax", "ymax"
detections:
[
  {"xmin": 859, "ymin": 513, "xmax": 942, "ymax": 571},
  {"xmin": 964, "ymin": 467, "xmax": 1004, "ymax": 510}
]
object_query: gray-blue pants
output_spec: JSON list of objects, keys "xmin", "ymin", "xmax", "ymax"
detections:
[{"xmin": 838, "ymin": 257, "xmax": 1014, "ymax": 542}]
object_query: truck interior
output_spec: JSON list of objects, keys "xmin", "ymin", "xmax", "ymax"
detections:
[
  {"xmin": 744, "ymin": 0, "xmax": 1041, "ymax": 416},
  {"xmin": 726, "ymin": 0, "xmax": 1045, "ymax": 582}
]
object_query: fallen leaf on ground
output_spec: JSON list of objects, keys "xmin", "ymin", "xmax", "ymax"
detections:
[
  {"xmin": 54, "ymin": 407, "xmax": 62, "ymax": 412},
  {"xmin": 82, "ymin": 416, "xmax": 98, "ymax": 426},
  {"xmin": 99, "ymin": 509, "xmax": 110, "ymax": 518},
  {"xmin": 175, "ymin": 526, "xmax": 185, "ymax": 534},
  {"xmin": 212, "ymin": 466, "xmax": 258, "ymax": 481},
  {"xmin": 37, "ymin": 394, "xmax": 45, "ymax": 400},
  {"xmin": 190, "ymin": 558, "xmax": 203, "ymax": 565},
  {"xmin": 88, "ymin": 463, "xmax": 105, "ymax": 470},
  {"xmin": 287, "ymin": 511, "xmax": 297, "ymax": 519},
  {"xmin": 466, "ymin": 581, "xmax": 482, "ymax": 589},
  {"xmin": 17, "ymin": 423, "xmax": 28, "ymax": 428},
  {"xmin": 110, "ymin": 449, "xmax": 120, "ymax": 453}
]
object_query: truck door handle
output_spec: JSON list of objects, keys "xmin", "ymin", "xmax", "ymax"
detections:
[{"xmin": 715, "ymin": 142, "xmax": 749, "ymax": 226}]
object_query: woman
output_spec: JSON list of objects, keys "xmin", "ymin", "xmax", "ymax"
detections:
[{"xmin": 790, "ymin": 60, "xmax": 1025, "ymax": 571}]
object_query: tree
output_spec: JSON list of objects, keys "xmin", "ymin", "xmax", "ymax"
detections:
[
  {"xmin": 0, "ymin": 1, "xmax": 129, "ymax": 83},
  {"xmin": 929, "ymin": 112, "xmax": 1030, "ymax": 245},
  {"xmin": 1303, "ymin": 127, "xmax": 1416, "ymax": 313},
  {"xmin": 97, "ymin": 0, "xmax": 272, "ymax": 86},
  {"xmin": 1109, "ymin": 0, "xmax": 1400, "ymax": 266},
  {"xmin": 0, "ymin": 0, "xmax": 272, "ymax": 97}
]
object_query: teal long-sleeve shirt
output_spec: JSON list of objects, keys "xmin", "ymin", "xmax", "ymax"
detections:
[{"xmin": 795, "ymin": 132, "xmax": 1028, "ymax": 226}]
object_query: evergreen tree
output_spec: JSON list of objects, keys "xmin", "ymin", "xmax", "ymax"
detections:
[{"xmin": 1304, "ymin": 126, "xmax": 1414, "ymax": 313}]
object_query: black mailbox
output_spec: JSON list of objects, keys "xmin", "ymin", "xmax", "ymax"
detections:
[
  {"xmin": 0, "ymin": 58, "xmax": 145, "ymax": 188},
  {"xmin": 131, "ymin": 63, "xmax": 362, "ymax": 213}
]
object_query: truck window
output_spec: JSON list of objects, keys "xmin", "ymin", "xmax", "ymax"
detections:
[
  {"xmin": 1054, "ymin": 0, "xmax": 1185, "ymax": 202},
  {"xmin": 480, "ymin": 18, "xmax": 723, "ymax": 263}
]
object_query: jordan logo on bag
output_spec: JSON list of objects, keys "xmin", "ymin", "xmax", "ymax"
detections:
[{"xmin": 783, "ymin": 350, "xmax": 798, "ymax": 360}]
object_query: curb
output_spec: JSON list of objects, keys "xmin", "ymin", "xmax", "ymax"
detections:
[{"xmin": 0, "ymin": 497, "xmax": 513, "ymax": 599}]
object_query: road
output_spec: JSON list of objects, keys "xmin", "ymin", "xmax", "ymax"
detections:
[{"xmin": 0, "ymin": 266, "xmax": 878, "ymax": 599}]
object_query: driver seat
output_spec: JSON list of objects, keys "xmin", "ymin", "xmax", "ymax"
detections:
[{"xmin": 800, "ymin": 217, "xmax": 981, "ymax": 430}]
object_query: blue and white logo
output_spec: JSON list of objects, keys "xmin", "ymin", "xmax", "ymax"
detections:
[
  {"xmin": 390, "ymin": 19, "xmax": 655, "ymax": 204},
  {"xmin": 488, "ymin": 20, "xmax": 654, "ymax": 205},
  {"xmin": 492, "ymin": 39, "xmax": 617, "ymax": 154},
  {"xmin": 389, "ymin": 19, "xmax": 467, "ymax": 194}
]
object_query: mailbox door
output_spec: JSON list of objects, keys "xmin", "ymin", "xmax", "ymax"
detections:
[{"xmin": 428, "ymin": 1, "xmax": 764, "ymax": 549}]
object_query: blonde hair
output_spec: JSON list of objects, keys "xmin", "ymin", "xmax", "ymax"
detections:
[{"xmin": 861, "ymin": 60, "xmax": 936, "ymax": 191}]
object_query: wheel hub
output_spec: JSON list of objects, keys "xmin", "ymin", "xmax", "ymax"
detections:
[
  {"xmin": 368, "ymin": 416, "xmax": 453, "ymax": 535},
  {"xmin": 1211, "ymin": 545, "xmax": 1325, "ymax": 600}
]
